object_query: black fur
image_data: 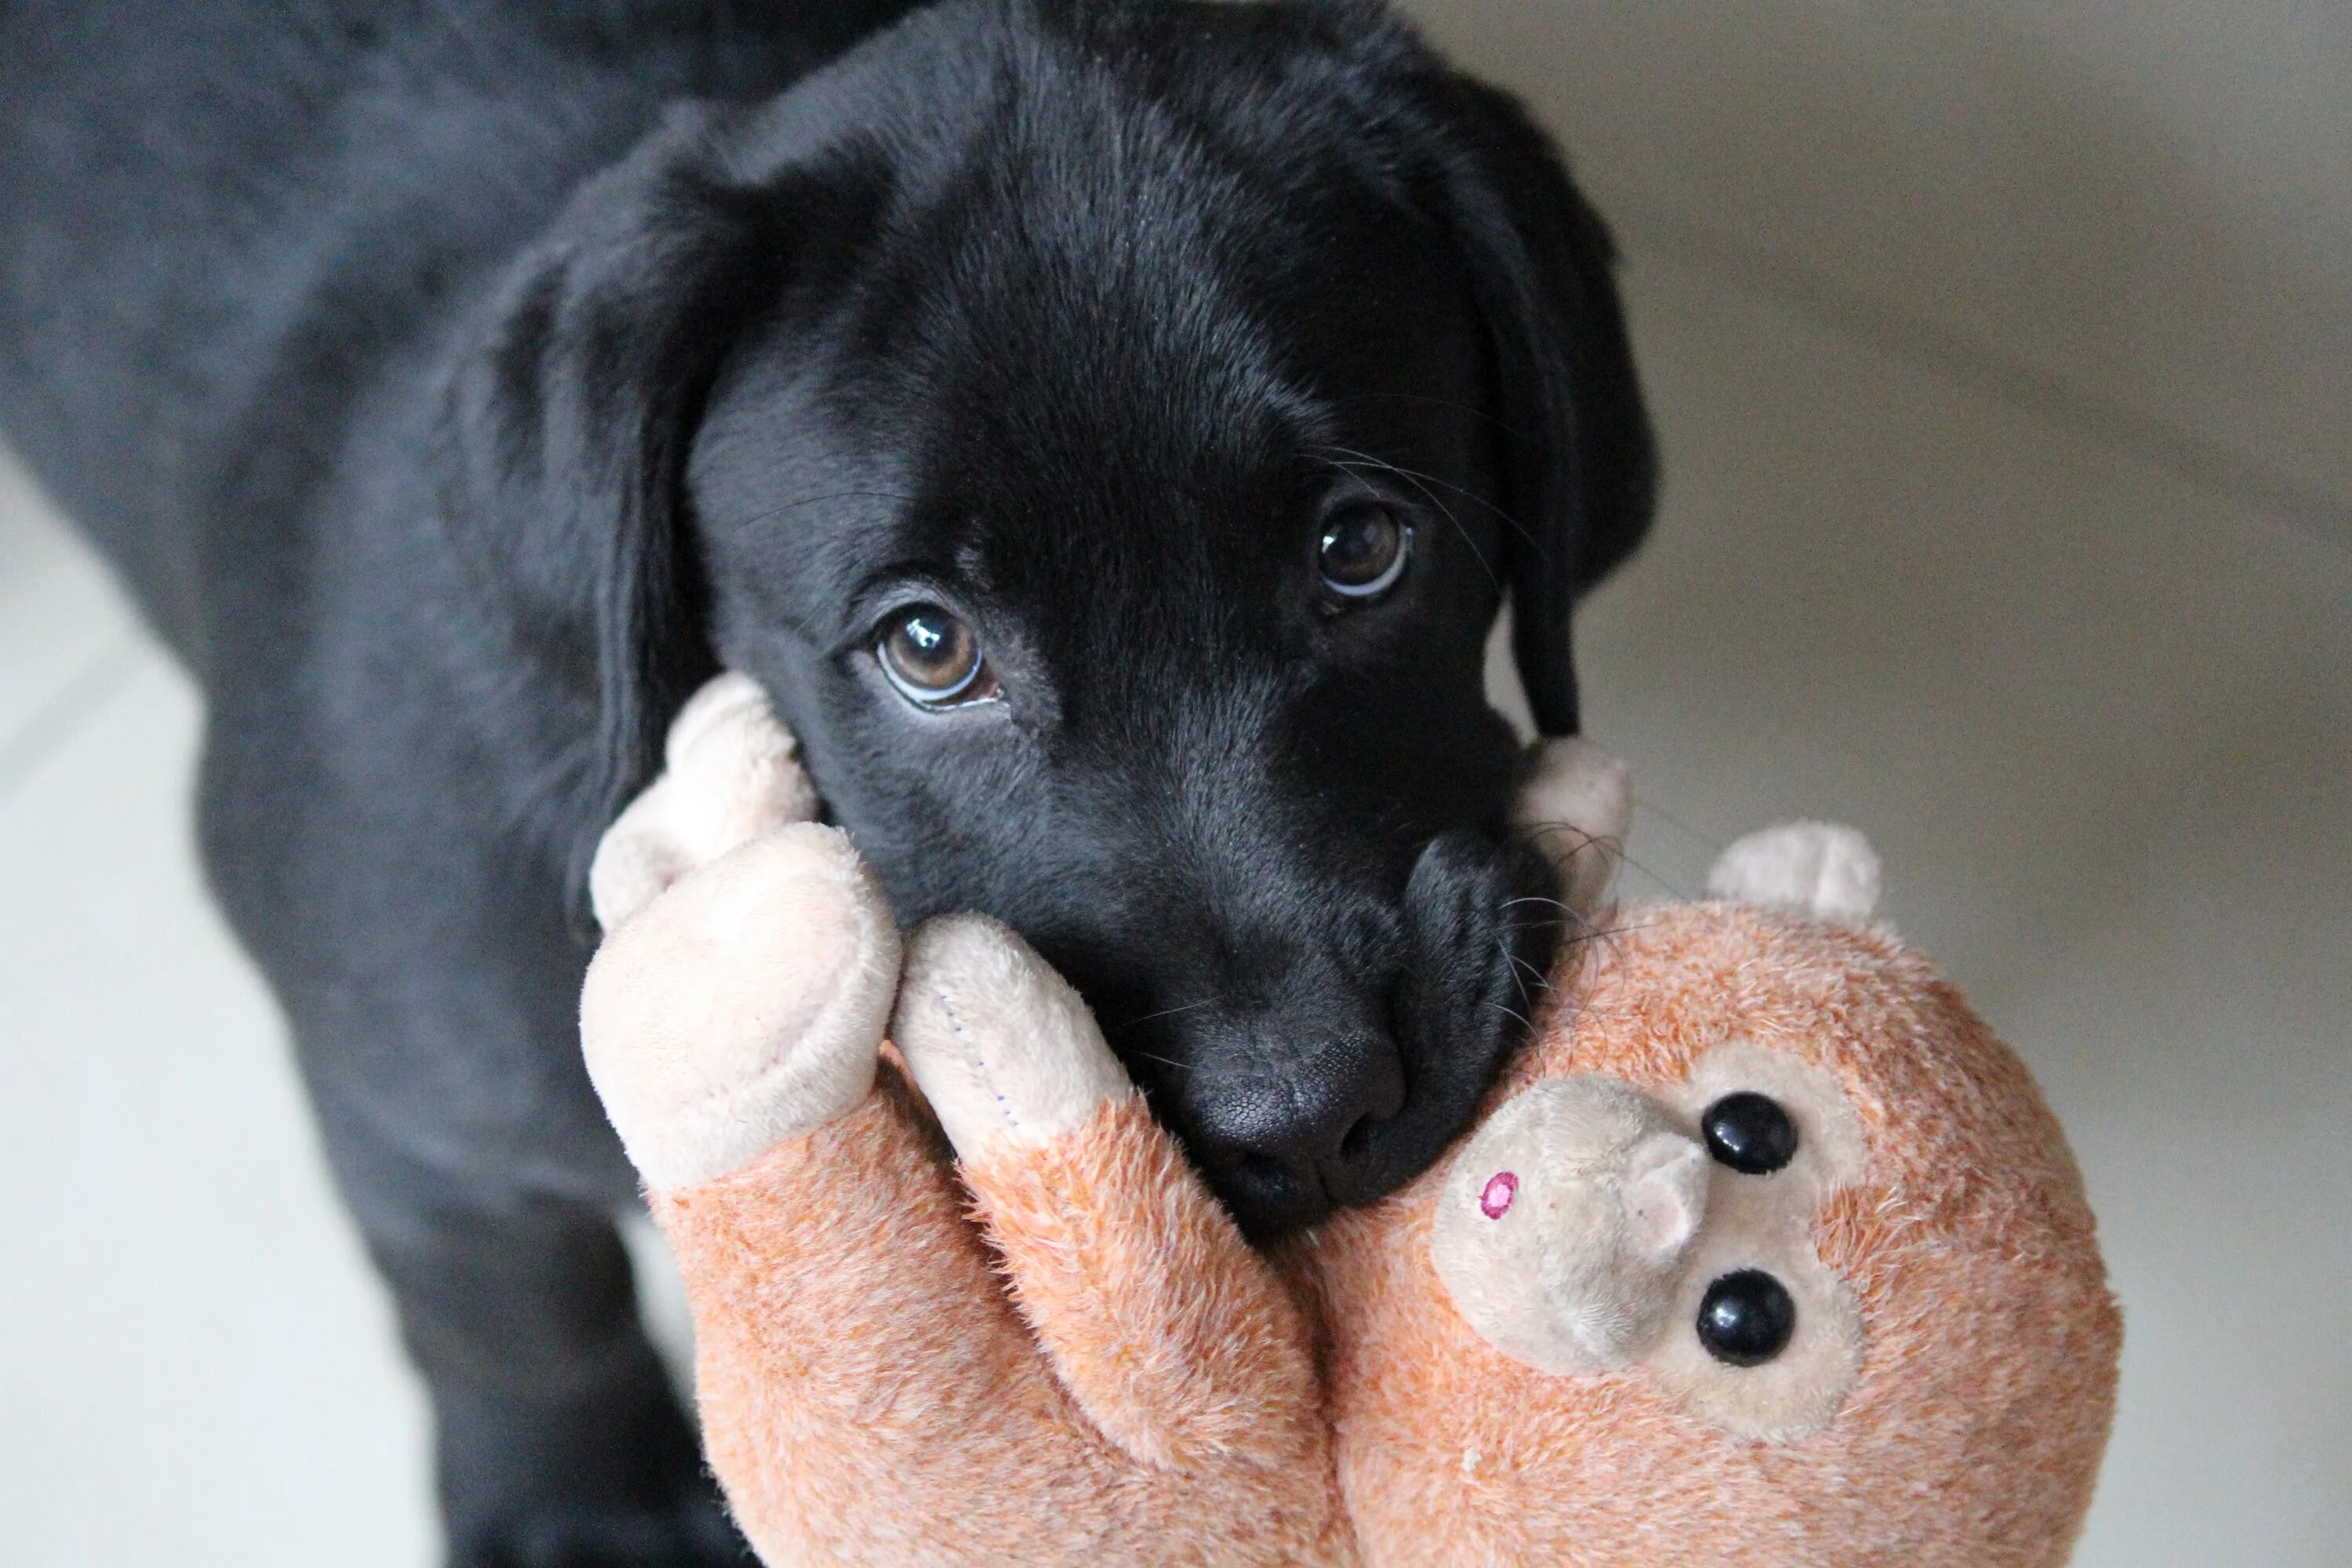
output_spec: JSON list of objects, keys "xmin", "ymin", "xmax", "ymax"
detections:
[{"xmin": 0, "ymin": 3, "xmax": 1652, "ymax": 1562}]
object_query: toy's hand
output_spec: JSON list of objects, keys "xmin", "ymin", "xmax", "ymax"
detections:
[
  {"xmin": 889, "ymin": 914, "xmax": 1132, "ymax": 1153},
  {"xmin": 581, "ymin": 672, "xmax": 897, "ymax": 1189},
  {"xmin": 590, "ymin": 672, "xmax": 822, "ymax": 934},
  {"xmin": 582, "ymin": 822, "xmax": 902, "ymax": 1191},
  {"xmin": 1514, "ymin": 737, "xmax": 1632, "ymax": 916},
  {"xmin": 1708, "ymin": 822, "xmax": 1882, "ymax": 924},
  {"xmin": 892, "ymin": 917, "xmax": 1323, "ymax": 1473}
]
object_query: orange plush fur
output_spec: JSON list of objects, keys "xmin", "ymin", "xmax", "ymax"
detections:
[
  {"xmin": 1306, "ymin": 904, "xmax": 2121, "ymax": 1566},
  {"xmin": 656, "ymin": 1080, "xmax": 1351, "ymax": 1566},
  {"xmin": 580, "ymin": 678, "xmax": 2120, "ymax": 1567}
]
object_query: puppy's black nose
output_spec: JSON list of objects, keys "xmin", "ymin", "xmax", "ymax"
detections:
[
  {"xmin": 1183, "ymin": 1023, "xmax": 1407, "ymax": 1212},
  {"xmin": 1131, "ymin": 829, "xmax": 1563, "ymax": 1240}
]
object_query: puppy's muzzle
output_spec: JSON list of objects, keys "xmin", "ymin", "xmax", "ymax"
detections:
[{"xmin": 1165, "ymin": 827, "xmax": 1570, "ymax": 1237}]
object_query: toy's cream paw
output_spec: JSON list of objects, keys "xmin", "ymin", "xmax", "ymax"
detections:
[
  {"xmin": 590, "ymin": 672, "xmax": 820, "ymax": 934},
  {"xmin": 1514, "ymin": 738, "xmax": 1632, "ymax": 916},
  {"xmin": 1708, "ymin": 822, "xmax": 1881, "ymax": 923},
  {"xmin": 891, "ymin": 914, "xmax": 1135, "ymax": 1161},
  {"xmin": 581, "ymin": 823, "xmax": 900, "ymax": 1190}
]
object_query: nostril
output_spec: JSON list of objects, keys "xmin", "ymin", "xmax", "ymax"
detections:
[
  {"xmin": 1320, "ymin": 1038, "xmax": 1406, "ymax": 1167},
  {"xmin": 1206, "ymin": 1046, "xmax": 1402, "ymax": 1186},
  {"xmin": 1175, "ymin": 1008, "xmax": 1414, "ymax": 1225},
  {"xmin": 1232, "ymin": 1152, "xmax": 1290, "ymax": 1189}
]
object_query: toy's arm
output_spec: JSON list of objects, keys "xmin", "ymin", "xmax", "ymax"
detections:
[
  {"xmin": 575, "ymin": 679, "xmax": 1142, "ymax": 1562},
  {"xmin": 580, "ymin": 675, "xmax": 1344, "ymax": 1563},
  {"xmin": 587, "ymin": 845, "xmax": 1352, "ymax": 1566},
  {"xmin": 587, "ymin": 826, "xmax": 1254, "ymax": 1564},
  {"xmin": 891, "ymin": 917, "xmax": 1324, "ymax": 1474}
]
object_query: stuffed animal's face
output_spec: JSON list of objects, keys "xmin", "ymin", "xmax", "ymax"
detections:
[{"xmin": 1305, "ymin": 902, "xmax": 2120, "ymax": 1568}]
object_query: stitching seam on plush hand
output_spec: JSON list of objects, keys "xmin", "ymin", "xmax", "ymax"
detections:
[{"xmin": 935, "ymin": 985, "xmax": 1019, "ymax": 1134}]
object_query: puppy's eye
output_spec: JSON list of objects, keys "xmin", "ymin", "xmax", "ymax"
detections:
[
  {"xmin": 1701, "ymin": 1092, "xmax": 1798, "ymax": 1174},
  {"xmin": 1696, "ymin": 1269, "xmax": 1797, "ymax": 1367},
  {"xmin": 877, "ymin": 606, "xmax": 993, "ymax": 707},
  {"xmin": 1319, "ymin": 505, "xmax": 1412, "ymax": 600}
]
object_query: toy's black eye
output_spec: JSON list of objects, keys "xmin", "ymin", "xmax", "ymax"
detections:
[
  {"xmin": 1696, "ymin": 1270, "xmax": 1797, "ymax": 1367},
  {"xmin": 1702, "ymin": 1092, "xmax": 1798, "ymax": 1174},
  {"xmin": 1319, "ymin": 505, "xmax": 1411, "ymax": 600},
  {"xmin": 877, "ymin": 606, "xmax": 995, "ymax": 707}
]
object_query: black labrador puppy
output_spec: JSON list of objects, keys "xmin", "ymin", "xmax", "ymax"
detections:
[{"xmin": 0, "ymin": 1, "xmax": 1653, "ymax": 1561}]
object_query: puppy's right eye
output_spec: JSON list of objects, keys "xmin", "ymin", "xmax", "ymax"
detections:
[
  {"xmin": 878, "ymin": 606, "xmax": 993, "ymax": 707},
  {"xmin": 1319, "ymin": 504, "xmax": 1412, "ymax": 601}
]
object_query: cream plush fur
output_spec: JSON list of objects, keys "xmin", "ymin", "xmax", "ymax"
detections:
[
  {"xmin": 894, "ymin": 913, "xmax": 1138, "ymax": 1156},
  {"xmin": 582, "ymin": 826, "xmax": 899, "ymax": 1191},
  {"xmin": 1707, "ymin": 819, "xmax": 1882, "ymax": 924},
  {"xmin": 588, "ymin": 671, "xmax": 821, "ymax": 934},
  {"xmin": 1428, "ymin": 1076, "xmax": 1714, "ymax": 1375},
  {"xmin": 578, "ymin": 674, "xmax": 2120, "ymax": 1566},
  {"xmin": 1510, "ymin": 735, "xmax": 1632, "ymax": 916}
]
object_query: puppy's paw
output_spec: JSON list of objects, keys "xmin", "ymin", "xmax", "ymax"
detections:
[
  {"xmin": 454, "ymin": 1492, "xmax": 745, "ymax": 1568},
  {"xmin": 891, "ymin": 914, "xmax": 1134, "ymax": 1163},
  {"xmin": 582, "ymin": 824, "xmax": 900, "ymax": 1190}
]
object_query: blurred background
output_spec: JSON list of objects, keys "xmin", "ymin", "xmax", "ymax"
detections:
[{"xmin": 4, "ymin": 2, "xmax": 2347, "ymax": 1563}]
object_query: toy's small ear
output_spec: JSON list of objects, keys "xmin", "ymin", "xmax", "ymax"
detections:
[
  {"xmin": 1707, "ymin": 822, "xmax": 1881, "ymax": 924},
  {"xmin": 589, "ymin": 672, "xmax": 821, "ymax": 933},
  {"xmin": 1513, "ymin": 738, "xmax": 1632, "ymax": 916}
]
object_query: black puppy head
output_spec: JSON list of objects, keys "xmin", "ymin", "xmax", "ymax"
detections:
[{"xmin": 439, "ymin": 0, "xmax": 1654, "ymax": 1234}]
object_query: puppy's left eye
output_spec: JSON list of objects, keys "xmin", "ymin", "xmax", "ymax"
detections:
[
  {"xmin": 877, "ymin": 605, "xmax": 996, "ymax": 708},
  {"xmin": 1319, "ymin": 505, "xmax": 1412, "ymax": 601}
]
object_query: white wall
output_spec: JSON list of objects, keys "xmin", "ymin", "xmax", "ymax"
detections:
[{"xmin": 1403, "ymin": 0, "xmax": 2352, "ymax": 539}]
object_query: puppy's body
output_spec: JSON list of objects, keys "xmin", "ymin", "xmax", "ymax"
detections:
[
  {"xmin": 0, "ymin": 3, "xmax": 1652, "ymax": 1562},
  {"xmin": 0, "ymin": 9, "xmax": 916, "ymax": 1558}
]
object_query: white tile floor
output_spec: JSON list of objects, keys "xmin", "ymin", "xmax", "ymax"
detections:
[{"xmin": 3, "ymin": 186, "xmax": 2349, "ymax": 1568}]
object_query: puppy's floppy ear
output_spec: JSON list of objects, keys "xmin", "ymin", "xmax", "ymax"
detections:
[
  {"xmin": 1424, "ymin": 79, "xmax": 1658, "ymax": 736},
  {"xmin": 434, "ymin": 104, "xmax": 862, "ymax": 916}
]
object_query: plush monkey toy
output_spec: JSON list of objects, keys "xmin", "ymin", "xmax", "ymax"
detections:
[{"xmin": 579, "ymin": 675, "xmax": 2119, "ymax": 1567}]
